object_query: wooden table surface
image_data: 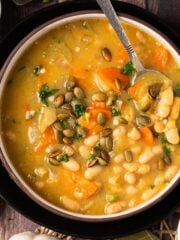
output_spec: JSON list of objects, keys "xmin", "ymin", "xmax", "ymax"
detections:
[{"xmin": 0, "ymin": 0, "xmax": 180, "ymax": 239}]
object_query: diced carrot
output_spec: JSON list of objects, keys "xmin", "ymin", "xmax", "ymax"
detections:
[
  {"xmin": 154, "ymin": 46, "xmax": 170, "ymax": 70},
  {"xmin": 91, "ymin": 124, "xmax": 104, "ymax": 133},
  {"xmin": 139, "ymin": 127, "xmax": 154, "ymax": 146},
  {"xmin": 97, "ymin": 67, "xmax": 130, "ymax": 91},
  {"xmin": 128, "ymin": 83, "xmax": 139, "ymax": 100},
  {"xmin": 34, "ymin": 126, "xmax": 56, "ymax": 153},
  {"xmin": 73, "ymin": 174, "xmax": 99, "ymax": 199},
  {"xmin": 78, "ymin": 115, "xmax": 95, "ymax": 130},
  {"xmin": 90, "ymin": 101, "xmax": 106, "ymax": 109}
]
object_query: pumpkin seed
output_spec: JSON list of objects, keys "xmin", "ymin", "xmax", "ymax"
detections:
[
  {"xmin": 61, "ymin": 104, "xmax": 72, "ymax": 111},
  {"xmin": 87, "ymin": 158, "xmax": 98, "ymax": 168},
  {"xmin": 74, "ymin": 87, "xmax": 85, "ymax": 99},
  {"xmin": 49, "ymin": 150, "xmax": 61, "ymax": 158},
  {"xmin": 48, "ymin": 157, "xmax": 61, "ymax": 166},
  {"xmin": 65, "ymin": 78, "xmax": 76, "ymax": 90},
  {"xmin": 97, "ymin": 112, "xmax": 107, "ymax": 126},
  {"xmin": 96, "ymin": 157, "xmax": 108, "ymax": 166},
  {"xmin": 100, "ymin": 136, "xmax": 113, "ymax": 152},
  {"xmin": 64, "ymin": 145, "xmax": 74, "ymax": 157},
  {"xmin": 124, "ymin": 149, "xmax": 133, "ymax": 162},
  {"xmin": 148, "ymin": 83, "xmax": 161, "ymax": 99},
  {"xmin": 92, "ymin": 92, "xmax": 107, "ymax": 102},
  {"xmin": 57, "ymin": 113, "xmax": 69, "ymax": 120},
  {"xmin": 54, "ymin": 129, "xmax": 63, "ymax": 143},
  {"xmin": 67, "ymin": 117, "xmax": 76, "ymax": 128},
  {"xmin": 63, "ymin": 137, "xmax": 73, "ymax": 144},
  {"xmin": 65, "ymin": 91, "xmax": 74, "ymax": 102},
  {"xmin": 101, "ymin": 47, "xmax": 112, "ymax": 62},
  {"xmin": 100, "ymin": 150, "xmax": 110, "ymax": 161},
  {"xmin": 63, "ymin": 129, "xmax": 75, "ymax": 138},
  {"xmin": 53, "ymin": 121, "xmax": 63, "ymax": 131},
  {"xmin": 54, "ymin": 94, "xmax": 64, "ymax": 108},
  {"xmin": 115, "ymin": 78, "xmax": 121, "ymax": 90},
  {"xmin": 100, "ymin": 128, "xmax": 112, "ymax": 137},
  {"xmin": 136, "ymin": 115, "xmax": 151, "ymax": 127},
  {"xmin": 163, "ymin": 156, "xmax": 172, "ymax": 165},
  {"xmin": 77, "ymin": 126, "xmax": 86, "ymax": 137}
]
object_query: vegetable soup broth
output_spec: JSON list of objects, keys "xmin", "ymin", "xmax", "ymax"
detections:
[{"xmin": 1, "ymin": 19, "xmax": 180, "ymax": 215}]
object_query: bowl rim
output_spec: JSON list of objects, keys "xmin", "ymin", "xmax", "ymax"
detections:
[{"xmin": 0, "ymin": 10, "xmax": 180, "ymax": 222}]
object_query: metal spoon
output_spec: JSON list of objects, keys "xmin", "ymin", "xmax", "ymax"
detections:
[{"xmin": 96, "ymin": 0, "xmax": 167, "ymax": 85}]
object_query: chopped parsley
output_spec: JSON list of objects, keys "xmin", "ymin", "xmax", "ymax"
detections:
[
  {"xmin": 88, "ymin": 152, "xmax": 96, "ymax": 160},
  {"xmin": 174, "ymin": 83, "xmax": 180, "ymax": 97},
  {"xmin": 163, "ymin": 146, "xmax": 171, "ymax": 157},
  {"xmin": 161, "ymin": 134, "xmax": 169, "ymax": 144},
  {"xmin": 122, "ymin": 61, "xmax": 135, "ymax": 76},
  {"xmin": 59, "ymin": 119, "xmax": 68, "ymax": 129},
  {"xmin": 56, "ymin": 154, "xmax": 69, "ymax": 162},
  {"xmin": 74, "ymin": 104, "xmax": 86, "ymax": 117},
  {"xmin": 74, "ymin": 133, "xmax": 83, "ymax": 141},
  {"xmin": 39, "ymin": 84, "xmax": 59, "ymax": 106},
  {"xmin": 112, "ymin": 108, "xmax": 121, "ymax": 116},
  {"xmin": 33, "ymin": 64, "xmax": 43, "ymax": 76}
]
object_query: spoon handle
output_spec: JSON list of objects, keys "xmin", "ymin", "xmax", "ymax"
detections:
[{"xmin": 96, "ymin": 0, "xmax": 144, "ymax": 72}]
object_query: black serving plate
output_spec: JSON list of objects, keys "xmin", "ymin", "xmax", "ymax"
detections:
[{"xmin": 0, "ymin": 1, "xmax": 180, "ymax": 239}]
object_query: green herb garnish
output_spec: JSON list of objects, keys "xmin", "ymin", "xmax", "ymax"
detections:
[
  {"xmin": 89, "ymin": 152, "xmax": 96, "ymax": 160},
  {"xmin": 59, "ymin": 119, "xmax": 68, "ymax": 129},
  {"xmin": 39, "ymin": 84, "xmax": 59, "ymax": 106},
  {"xmin": 163, "ymin": 146, "xmax": 171, "ymax": 157},
  {"xmin": 57, "ymin": 154, "xmax": 69, "ymax": 162},
  {"xmin": 122, "ymin": 61, "xmax": 135, "ymax": 76},
  {"xmin": 74, "ymin": 104, "xmax": 86, "ymax": 117},
  {"xmin": 161, "ymin": 134, "xmax": 169, "ymax": 144},
  {"xmin": 33, "ymin": 64, "xmax": 43, "ymax": 76},
  {"xmin": 174, "ymin": 83, "xmax": 180, "ymax": 97},
  {"xmin": 74, "ymin": 133, "xmax": 83, "ymax": 141},
  {"xmin": 112, "ymin": 108, "xmax": 121, "ymax": 116}
]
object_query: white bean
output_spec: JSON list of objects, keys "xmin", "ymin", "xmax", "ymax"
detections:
[
  {"xmin": 169, "ymin": 97, "xmax": 180, "ymax": 120},
  {"xmin": 126, "ymin": 185, "xmax": 138, "ymax": 195},
  {"xmin": 60, "ymin": 196, "xmax": 80, "ymax": 212},
  {"xmin": 79, "ymin": 145, "xmax": 91, "ymax": 158},
  {"xmin": 84, "ymin": 165, "xmax": 102, "ymax": 180},
  {"xmin": 124, "ymin": 172, "xmax": 137, "ymax": 184},
  {"xmin": 108, "ymin": 176, "xmax": 120, "ymax": 185},
  {"xmin": 142, "ymin": 188, "xmax": 158, "ymax": 200},
  {"xmin": 113, "ymin": 166, "xmax": 123, "ymax": 174},
  {"xmin": 104, "ymin": 201, "xmax": 127, "ymax": 214},
  {"xmin": 123, "ymin": 162, "xmax": 139, "ymax": 173},
  {"xmin": 113, "ymin": 153, "xmax": 125, "ymax": 163},
  {"xmin": 128, "ymin": 127, "xmax": 141, "ymax": 141},
  {"xmin": 113, "ymin": 126, "xmax": 127, "ymax": 139},
  {"xmin": 152, "ymin": 145, "xmax": 163, "ymax": 156},
  {"xmin": 139, "ymin": 148, "xmax": 155, "ymax": 164},
  {"xmin": 34, "ymin": 167, "xmax": 47, "ymax": 178},
  {"xmin": 61, "ymin": 158, "xmax": 80, "ymax": 172},
  {"xmin": 84, "ymin": 135, "xmax": 99, "ymax": 147},
  {"xmin": 165, "ymin": 128, "xmax": 179, "ymax": 144},
  {"xmin": 137, "ymin": 164, "xmax": 151, "ymax": 174},
  {"xmin": 165, "ymin": 165, "xmax": 178, "ymax": 181},
  {"xmin": 157, "ymin": 104, "xmax": 171, "ymax": 118},
  {"xmin": 154, "ymin": 121, "xmax": 165, "ymax": 133}
]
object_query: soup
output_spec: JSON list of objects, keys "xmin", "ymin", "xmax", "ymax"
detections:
[{"xmin": 1, "ymin": 18, "xmax": 180, "ymax": 215}]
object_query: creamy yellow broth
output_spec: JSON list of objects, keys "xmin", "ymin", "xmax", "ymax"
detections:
[{"xmin": 1, "ymin": 19, "xmax": 180, "ymax": 215}]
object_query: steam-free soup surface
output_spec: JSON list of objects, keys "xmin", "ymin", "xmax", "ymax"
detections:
[{"xmin": 1, "ymin": 19, "xmax": 180, "ymax": 215}]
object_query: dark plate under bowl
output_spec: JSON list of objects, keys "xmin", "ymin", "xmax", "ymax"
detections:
[{"xmin": 0, "ymin": 0, "xmax": 180, "ymax": 239}]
